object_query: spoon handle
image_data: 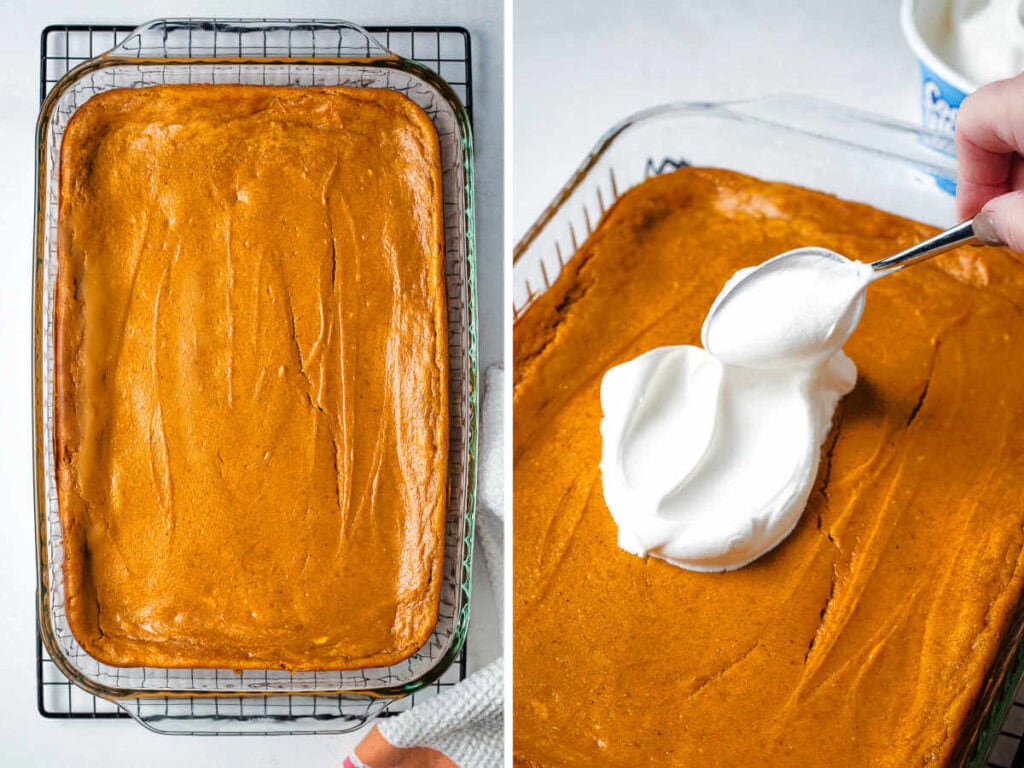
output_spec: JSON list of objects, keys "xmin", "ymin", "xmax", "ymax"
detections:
[{"xmin": 870, "ymin": 219, "xmax": 977, "ymax": 274}]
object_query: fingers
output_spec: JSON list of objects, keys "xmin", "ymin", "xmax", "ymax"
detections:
[
  {"xmin": 956, "ymin": 73, "xmax": 1024, "ymax": 219},
  {"xmin": 975, "ymin": 190, "xmax": 1024, "ymax": 251}
]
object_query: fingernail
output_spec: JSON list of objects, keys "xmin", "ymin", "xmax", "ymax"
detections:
[{"xmin": 973, "ymin": 210, "xmax": 1005, "ymax": 246}]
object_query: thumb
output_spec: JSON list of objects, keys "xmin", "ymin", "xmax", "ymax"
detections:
[{"xmin": 974, "ymin": 190, "xmax": 1024, "ymax": 251}]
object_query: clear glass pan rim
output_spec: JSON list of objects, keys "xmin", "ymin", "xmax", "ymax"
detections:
[
  {"xmin": 514, "ymin": 94, "xmax": 958, "ymax": 260},
  {"xmin": 511, "ymin": 95, "xmax": 1019, "ymax": 767},
  {"xmin": 33, "ymin": 25, "xmax": 478, "ymax": 703}
]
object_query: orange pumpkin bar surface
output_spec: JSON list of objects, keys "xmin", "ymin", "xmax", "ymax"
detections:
[
  {"xmin": 55, "ymin": 84, "xmax": 448, "ymax": 670},
  {"xmin": 514, "ymin": 167, "xmax": 1024, "ymax": 766}
]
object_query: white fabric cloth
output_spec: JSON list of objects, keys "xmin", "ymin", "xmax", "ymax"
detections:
[
  {"xmin": 473, "ymin": 364, "xmax": 504, "ymax": 638},
  {"xmin": 376, "ymin": 659, "xmax": 503, "ymax": 766},
  {"xmin": 376, "ymin": 364, "xmax": 505, "ymax": 767}
]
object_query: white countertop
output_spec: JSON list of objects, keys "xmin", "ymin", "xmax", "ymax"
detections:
[
  {"xmin": 514, "ymin": 0, "xmax": 920, "ymax": 238},
  {"xmin": 0, "ymin": 1, "xmax": 501, "ymax": 765}
]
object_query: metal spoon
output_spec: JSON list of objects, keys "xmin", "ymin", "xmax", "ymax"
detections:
[
  {"xmin": 703, "ymin": 217, "xmax": 999, "ymax": 366},
  {"xmin": 870, "ymin": 218, "xmax": 986, "ymax": 275}
]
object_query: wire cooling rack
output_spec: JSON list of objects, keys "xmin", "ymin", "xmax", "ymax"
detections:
[
  {"xmin": 40, "ymin": 23, "xmax": 472, "ymax": 120},
  {"xmin": 37, "ymin": 22, "xmax": 471, "ymax": 727},
  {"xmin": 36, "ymin": 629, "xmax": 468, "ymax": 723},
  {"xmin": 990, "ymin": 700, "xmax": 1024, "ymax": 768}
]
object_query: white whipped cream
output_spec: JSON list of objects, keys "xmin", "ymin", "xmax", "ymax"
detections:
[
  {"xmin": 938, "ymin": 0, "xmax": 1024, "ymax": 85},
  {"xmin": 600, "ymin": 249, "xmax": 875, "ymax": 572}
]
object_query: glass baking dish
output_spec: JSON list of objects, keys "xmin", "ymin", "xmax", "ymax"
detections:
[
  {"xmin": 513, "ymin": 96, "xmax": 1022, "ymax": 767},
  {"xmin": 32, "ymin": 19, "xmax": 477, "ymax": 734}
]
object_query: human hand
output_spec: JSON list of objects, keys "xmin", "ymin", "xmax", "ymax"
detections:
[{"xmin": 955, "ymin": 73, "xmax": 1024, "ymax": 250}]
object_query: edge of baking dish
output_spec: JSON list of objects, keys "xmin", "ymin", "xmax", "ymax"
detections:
[
  {"xmin": 511, "ymin": 96, "xmax": 1020, "ymax": 767},
  {"xmin": 33, "ymin": 18, "xmax": 477, "ymax": 725}
]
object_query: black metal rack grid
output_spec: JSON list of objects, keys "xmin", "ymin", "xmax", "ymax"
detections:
[
  {"xmin": 989, "ymin": 699, "xmax": 1024, "ymax": 768},
  {"xmin": 37, "ymin": 22, "xmax": 471, "ymax": 725},
  {"xmin": 40, "ymin": 23, "xmax": 472, "ymax": 121},
  {"xmin": 36, "ymin": 630, "xmax": 468, "ymax": 723}
]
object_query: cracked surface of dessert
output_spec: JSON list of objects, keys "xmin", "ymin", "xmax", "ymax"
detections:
[
  {"xmin": 55, "ymin": 84, "xmax": 448, "ymax": 670},
  {"xmin": 514, "ymin": 167, "xmax": 1024, "ymax": 766}
]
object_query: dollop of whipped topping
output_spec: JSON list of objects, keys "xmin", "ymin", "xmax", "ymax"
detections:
[
  {"xmin": 938, "ymin": 0, "xmax": 1024, "ymax": 85},
  {"xmin": 600, "ymin": 248, "xmax": 875, "ymax": 572}
]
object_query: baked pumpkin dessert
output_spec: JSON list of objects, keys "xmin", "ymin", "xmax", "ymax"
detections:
[
  {"xmin": 514, "ymin": 167, "xmax": 1024, "ymax": 766},
  {"xmin": 55, "ymin": 84, "xmax": 448, "ymax": 670}
]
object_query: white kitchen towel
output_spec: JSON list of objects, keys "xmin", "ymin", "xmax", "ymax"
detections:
[
  {"xmin": 347, "ymin": 364, "xmax": 504, "ymax": 768},
  {"xmin": 471, "ymin": 363, "xmax": 504, "ymax": 638}
]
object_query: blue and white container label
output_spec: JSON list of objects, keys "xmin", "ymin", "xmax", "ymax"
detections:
[
  {"xmin": 919, "ymin": 61, "xmax": 965, "ymax": 152},
  {"xmin": 917, "ymin": 61, "xmax": 965, "ymax": 194}
]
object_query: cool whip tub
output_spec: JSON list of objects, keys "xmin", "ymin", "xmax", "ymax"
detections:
[
  {"xmin": 902, "ymin": 0, "xmax": 976, "ymax": 143},
  {"xmin": 902, "ymin": 0, "xmax": 1024, "ymax": 180}
]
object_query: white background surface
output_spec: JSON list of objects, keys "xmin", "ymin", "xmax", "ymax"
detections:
[
  {"xmin": 0, "ymin": 1, "xmax": 501, "ymax": 766},
  {"xmin": 514, "ymin": 0, "xmax": 921, "ymax": 238}
]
